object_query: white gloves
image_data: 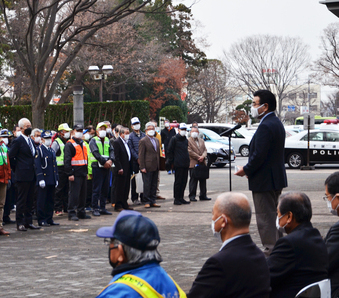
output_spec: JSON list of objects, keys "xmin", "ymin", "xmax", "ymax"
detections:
[
  {"xmin": 39, "ymin": 180, "xmax": 46, "ymax": 188},
  {"xmin": 55, "ymin": 181, "xmax": 58, "ymax": 188}
]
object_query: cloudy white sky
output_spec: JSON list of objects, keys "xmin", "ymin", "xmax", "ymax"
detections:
[{"xmin": 183, "ymin": 0, "xmax": 339, "ymax": 98}]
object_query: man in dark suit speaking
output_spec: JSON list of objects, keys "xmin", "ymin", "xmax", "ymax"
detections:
[
  {"xmin": 235, "ymin": 90, "xmax": 287, "ymax": 256},
  {"xmin": 9, "ymin": 118, "xmax": 40, "ymax": 231},
  {"xmin": 187, "ymin": 192, "xmax": 270, "ymax": 298}
]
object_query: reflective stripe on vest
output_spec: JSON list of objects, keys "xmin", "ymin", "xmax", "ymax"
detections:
[
  {"xmin": 68, "ymin": 139, "xmax": 88, "ymax": 166},
  {"xmin": 0, "ymin": 144, "xmax": 8, "ymax": 166},
  {"xmin": 98, "ymin": 274, "xmax": 186, "ymax": 298},
  {"xmin": 89, "ymin": 136, "xmax": 110, "ymax": 163},
  {"xmin": 55, "ymin": 138, "xmax": 65, "ymax": 166}
]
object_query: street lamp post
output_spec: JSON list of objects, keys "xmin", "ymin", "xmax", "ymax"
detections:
[{"xmin": 88, "ymin": 65, "xmax": 113, "ymax": 102}]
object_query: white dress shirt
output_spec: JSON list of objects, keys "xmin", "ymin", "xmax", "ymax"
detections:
[{"xmin": 120, "ymin": 136, "xmax": 131, "ymax": 161}]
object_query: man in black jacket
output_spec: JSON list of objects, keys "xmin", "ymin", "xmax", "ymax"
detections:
[
  {"xmin": 268, "ymin": 192, "xmax": 328, "ymax": 298},
  {"xmin": 161, "ymin": 119, "xmax": 176, "ymax": 174},
  {"xmin": 324, "ymin": 171, "xmax": 339, "ymax": 297},
  {"xmin": 166, "ymin": 123, "xmax": 190, "ymax": 205},
  {"xmin": 188, "ymin": 192, "xmax": 270, "ymax": 298}
]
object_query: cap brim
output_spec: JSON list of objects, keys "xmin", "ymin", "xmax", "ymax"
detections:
[{"xmin": 96, "ymin": 226, "xmax": 114, "ymax": 238}]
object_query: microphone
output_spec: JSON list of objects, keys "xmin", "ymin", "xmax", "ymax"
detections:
[{"xmin": 220, "ymin": 124, "xmax": 241, "ymax": 136}]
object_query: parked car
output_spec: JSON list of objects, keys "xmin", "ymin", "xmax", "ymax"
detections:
[
  {"xmin": 188, "ymin": 128, "xmax": 236, "ymax": 168},
  {"xmin": 188, "ymin": 123, "xmax": 253, "ymax": 157},
  {"xmin": 284, "ymin": 128, "xmax": 339, "ymax": 168}
]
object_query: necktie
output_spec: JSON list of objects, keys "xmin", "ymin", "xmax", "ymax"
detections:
[{"xmin": 28, "ymin": 138, "xmax": 34, "ymax": 156}]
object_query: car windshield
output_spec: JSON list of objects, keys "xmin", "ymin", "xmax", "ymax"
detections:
[{"xmin": 200, "ymin": 128, "xmax": 223, "ymax": 140}]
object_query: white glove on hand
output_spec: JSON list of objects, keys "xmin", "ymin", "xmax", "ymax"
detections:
[
  {"xmin": 55, "ymin": 181, "xmax": 58, "ymax": 188},
  {"xmin": 39, "ymin": 180, "xmax": 46, "ymax": 188}
]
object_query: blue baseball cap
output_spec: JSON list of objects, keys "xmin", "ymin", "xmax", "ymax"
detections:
[
  {"xmin": 96, "ymin": 210, "xmax": 160, "ymax": 251},
  {"xmin": 41, "ymin": 130, "xmax": 53, "ymax": 138}
]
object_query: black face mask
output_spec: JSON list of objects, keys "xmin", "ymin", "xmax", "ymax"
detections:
[
  {"xmin": 24, "ymin": 127, "xmax": 32, "ymax": 136},
  {"xmin": 109, "ymin": 247, "xmax": 119, "ymax": 269}
]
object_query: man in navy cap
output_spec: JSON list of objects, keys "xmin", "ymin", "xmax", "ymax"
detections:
[
  {"xmin": 96, "ymin": 211, "xmax": 186, "ymax": 298},
  {"xmin": 34, "ymin": 130, "xmax": 59, "ymax": 226}
]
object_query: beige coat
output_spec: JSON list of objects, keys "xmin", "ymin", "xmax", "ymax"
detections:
[{"xmin": 188, "ymin": 137, "xmax": 207, "ymax": 168}]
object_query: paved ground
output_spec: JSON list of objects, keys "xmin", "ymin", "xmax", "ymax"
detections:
[{"xmin": 0, "ymin": 157, "xmax": 339, "ymax": 297}]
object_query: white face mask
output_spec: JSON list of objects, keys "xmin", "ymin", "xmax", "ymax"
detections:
[
  {"xmin": 99, "ymin": 130, "xmax": 106, "ymax": 138},
  {"xmin": 326, "ymin": 196, "xmax": 339, "ymax": 216},
  {"xmin": 165, "ymin": 122, "xmax": 169, "ymax": 128},
  {"xmin": 191, "ymin": 132, "xmax": 199, "ymax": 139},
  {"xmin": 211, "ymin": 215, "xmax": 225, "ymax": 242},
  {"xmin": 84, "ymin": 133, "xmax": 90, "ymax": 141},
  {"xmin": 3, "ymin": 138, "xmax": 8, "ymax": 145},
  {"xmin": 124, "ymin": 134, "xmax": 130, "ymax": 141},
  {"xmin": 106, "ymin": 128, "xmax": 112, "ymax": 134},
  {"xmin": 276, "ymin": 214, "xmax": 287, "ymax": 234},
  {"xmin": 44, "ymin": 139, "xmax": 51, "ymax": 147},
  {"xmin": 147, "ymin": 130, "xmax": 155, "ymax": 137},
  {"xmin": 16, "ymin": 131, "xmax": 22, "ymax": 137},
  {"xmin": 133, "ymin": 124, "xmax": 141, "ymax": 131},
  {"xmin": 180, "ymin": 130, "xmax": 187, "ymax": 137},
  {"xmin": 75, "ymin": 132, "xmax": 83, "ymax": 139},
  {"xmin": 64, "ymin": 132, "xmax": 70, "ymax": 139},
  {"xmin": 250, "ymin": 104, "xmax": 265, "ymax": 118},
  {"xmin": 34, "ymin": 137, "xmax": 41, "ymax": 144}
]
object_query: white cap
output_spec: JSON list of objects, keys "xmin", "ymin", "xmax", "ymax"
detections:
[
  {"xmin": 131, "ymin": 117, "xmax": 140, "ymax": 125},
  {"xmin": 179, "ymin": 123, "xmax": 187, "ymax": 130}
]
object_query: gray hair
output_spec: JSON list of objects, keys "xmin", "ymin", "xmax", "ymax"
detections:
[
  {"xmin": 216, "ymin": 192, "xmax": 252, "ymax": 229},
  {"xmin": 31, "ymin": 128, "xmax": 41, "ymax": 137},
  {"xmin": 113, "ymin": 239, "xmax": 162, "ymax": 264},
  {"xmin": 18, "ymin": 118, "xmax": 30, "ymax": 129},
  {"xmin": 103, "ymin": 120, "xmax": 111, "ymax": 127},
  {"xmin": 145, "ymin": 122, "xmax": 155, "ymax": 130},
  {"xmin": 119, "ymin": 127, "xmax": 129, "ymax": 135}
]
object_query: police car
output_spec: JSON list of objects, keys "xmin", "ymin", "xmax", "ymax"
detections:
[{"xmin": 284, "ymin": 127, "xmax": 339, "ymax": 168}]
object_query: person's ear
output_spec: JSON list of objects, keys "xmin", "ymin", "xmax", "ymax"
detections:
[
  {"xmin": 286, "ymin": 211, "xmax": 293, "ymax": 224},
  {"xmin": 117, "ymin": 244, "xmax": 126, "ymax": 263}
]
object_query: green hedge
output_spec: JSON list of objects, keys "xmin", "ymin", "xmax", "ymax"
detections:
[
  {"xmin": 0, "ymin": 100, "xmax": 149, "ymax": 130},
  {"xmin": 159, "ymin": 105, "xmax": 185, "ymax": 123}
]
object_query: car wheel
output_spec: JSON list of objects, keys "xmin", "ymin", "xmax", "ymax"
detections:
[
  {"xmin": 287, "ymin": 152, "xmax": 304, "ymax": 169},
  {"xmin": 215, "ymin": 163, "xmax": 226, "ymax": 168},
  {"xmin": 239, "ymin": 145, "xmax": 249, "ymax": 157}
]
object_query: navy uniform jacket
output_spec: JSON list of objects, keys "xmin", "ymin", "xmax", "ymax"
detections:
[
  {"xmin": 35, "ymin": 144, "xmax": 59, "ymax": 186},
  {"xmin": 267, "ymin": 222, "xmax": 328, "ymax": 298},
  {"xmin": 243, "ymin": 112, "xmax": 287, "ymax": 192},
  {"xmin": 9, "ymin": 135, "xmax": 36, "ymax": 182}
]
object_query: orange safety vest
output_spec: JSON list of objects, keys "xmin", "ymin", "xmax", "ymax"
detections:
[{"xmin": 68, "ymin": 139, "xmax": 88, "ymax": 166}]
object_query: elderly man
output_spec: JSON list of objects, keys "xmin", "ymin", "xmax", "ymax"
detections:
[
  {"xmin": 31, "ymin": 128, "xmax": 41, "ymax": 147},
  {"xmin": 89, "ymin": 122, "xmax": 114, "ymax": 216},
  {"xmin": 96, "ymin": 210, "xmax": 186, "ymax": 298},
  {"xmin": 9, "ymin": 118, "xmax": 41, "ymax": 231},
  {"xmin": 166, "ymin": 123, "xmax": 190, "ymax": 205},
  {"xmin": 161, "ymin": 119, "xmax": 176, "ymax": 175},
  {"xmin": 138, "ymin": 122, "xmax": 161, "ymax": 209},
  {"xmin": 188, "ymin": 126, "xmax": 210, "ymax": 202},
  {"xmin": 323, "ymin": 172, "xmax": 339, "ymax": 297},
  {"xmin": 268, "ymin": 192, "xmax": 328, "ymax": 298},
  {"xmin": 188, "ymin": 192, "xmax": 270, "ymax": 298}
]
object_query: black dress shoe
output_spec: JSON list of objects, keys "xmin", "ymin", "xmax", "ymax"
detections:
[
  {"xmin": 25, "ymin": 224, "xmax": 41, "ymax": 230},
  {"xmin": 179, "ymin": 198, "xmax": 190, "ymax": 204},
  {"xmin": 190, "ymin": 198, "xmax": 198, "ymax": 202},
  {"xmin": 114, "ymin": 208, "xmax": 124, "ymax": 212},
  {"xmin": 38, "ymin": 222, "xmax": 50, "ymax": 227},
  {"xmin": 99, "ymin": 209, "xmax": 112, "ymax": 215},
  {"xmin": 3, "ymin": 219, "xmax": 16, "ymax": 225},
  {"xmin": 78, "ymin": 214, "xmax": 91, "ymax": 219},
  {"xmin": 47, "ymin": 222, "xmax": 60, "ymax": 226},
  {"xmin": 173, "ymin": 200, "xmax": 182, "ymax": 205},
  {"xmin": 17, "ymin": 225, "xmax": 27, "ymax": 231},
  {"xmin": 200, "ymin": 197, "xmax": 212, "ymax": 201},
  {"xmin": 68, "ymin": 215, "xmax": 79, "ymax": 221}
]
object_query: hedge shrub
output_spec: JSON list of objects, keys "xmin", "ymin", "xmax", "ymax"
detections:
[
  {"xmin": 0, "ymin": 100, "xmax": 149, "ymax": 130},
  {"xmin": 159, "ymin": 105, "xmax": 185, "ymax": 123}
]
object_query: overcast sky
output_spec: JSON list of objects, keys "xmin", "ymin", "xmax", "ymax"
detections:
[{"xmin": 181, "ymin": 0, "xmax": 339, "ymax": 97}]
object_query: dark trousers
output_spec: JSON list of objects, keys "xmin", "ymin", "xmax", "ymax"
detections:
[
  {"xmin": 54, "ymin": 167, "xmax": 69, "ymax": 212},
  {"xmin": 16, "ymin": 181, "xmax": 35, "ymax": 226},
  {"xmin": 111, "ymin": 171, "xmax": 116, "ymax": 204},
  {"xmin": 142, "ymin": 171, "xmax": 158, "ymax": 205},
  {"xmin": 252, "ymin": 190, "xmax": 283, "ymax": 255},
  {"xmin": 114, "ymin": 174, "xmax": 130, "ymax": 210},
  {"xmin": 86, "ymin": 179, "xmax": 92, "ymax": 208},
  {"xmin": 68, "ymin": 176, "xmax": 87, "ymax": 216},
  {"xmin": 37, "ymin": 185, "xmax": 55, "ymax": 224},
  {"xmin": 3, "ymin": 182, "xmax": 16, "ymax": 222},
  {"xmin": 91, "ymin": 167, "xmax": 110, "ymax": 210},
  {"xmin": 189, "ymin": 168, "xmax": 207, "ymax": 200},
  {"xmin": 174, "ymin": 167, "xmax": 188, "ymax": 200}
]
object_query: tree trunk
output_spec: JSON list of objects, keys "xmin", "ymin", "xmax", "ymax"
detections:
[{"xmin": 32, "ymin": 100, "xmax": 45, "ymax": 129}]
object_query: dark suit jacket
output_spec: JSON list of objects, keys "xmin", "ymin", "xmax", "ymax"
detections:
[
  {"xmin": 113, "ymin": 137, "xmax": 132, "ymax": 177},
  {"xmin": 267, "ymin": 222, "xmax": 328, "ymax": 298},
  {"xmin": 35, "ymin": 144, "xmax": 59, "ymax": 186},
  {"xmin": 138, "ymin": 136, "xmax": 160, "ymax": 172},
  {"xmin": 9, "ymin": 135, "xmax": 36, "ymax": 182},
  {"xmin": 325, "ymin": 220, "xmax": 339, "ymax": 297},
  {"xmin": 243, "ymin": 113, "xmax": 287, "ymax": 192},
  {"xmin": 187, "ymin": 235, "xmax": 270, "ymax": 298}
]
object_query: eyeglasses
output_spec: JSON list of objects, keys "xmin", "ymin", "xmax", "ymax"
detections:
[
  {"xmin": 323, "ymin": 194, "xmax": 333, "ymax": 202},
  {"xmin": 104, "ymin": 238, "xmax": 116, "ymax": 246}
]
